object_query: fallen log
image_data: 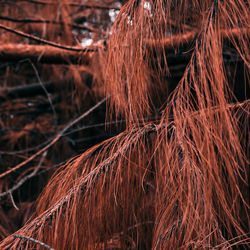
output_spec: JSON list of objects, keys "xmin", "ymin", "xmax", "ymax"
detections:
[{"xmin": 0, "ymin": 44, "xmax": 92, "ymax": 64}]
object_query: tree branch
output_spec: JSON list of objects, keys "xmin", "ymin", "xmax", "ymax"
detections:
[
  {"xmin": 13, "ymin": 235, "xmax": 54, "ymax": 250},
  {"xmin": 0, "ymin": 27, "xmax": 246, "ymax": 65},
  {"xmin": 0, "ymin": 151, "xmax": 47, "ymax": 199},
  {"xmin": 10, "ymin": 0, "xmax": 121, "ymax": 10},
  {"xmin": 0, "ymin": 43, "xmax": 91, "ymax": 64},
  {"xmin": 0, "ymin": 16, "xmax": 98, "ymax": 33},
  {"xmin": 0, "ymin": 24, "xmax": 102, "ymax": 52},
  {"xmin": 146, "ymin": 28, "xmax": 249, "ymax": 48}
]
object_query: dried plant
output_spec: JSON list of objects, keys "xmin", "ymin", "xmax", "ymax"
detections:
[{"xmin": 0, "ymin": 0, "xmax": 249, "ymax": 249}]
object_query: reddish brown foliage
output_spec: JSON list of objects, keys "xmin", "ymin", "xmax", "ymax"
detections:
[{"xmin": 0, "ymin": 0, "xmax": 249, "ymax": 249}]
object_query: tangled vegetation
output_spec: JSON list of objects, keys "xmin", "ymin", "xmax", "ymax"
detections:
[{"xmin": 0, "ymin": 0, "xmax": 249, "ymax": 249}]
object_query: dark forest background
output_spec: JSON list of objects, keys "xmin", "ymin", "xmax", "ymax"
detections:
[
  {"xmin": 0, "ymin": 0, "xmax": 249, "ymax": 249},
  {"xmin": 0, "ymin": 0, "xmax": 125, "ymax": 239}
]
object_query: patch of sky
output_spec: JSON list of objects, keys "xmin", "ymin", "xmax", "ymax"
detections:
[
  {"xmin": 81, "ymin": 37, "xmax": 93, "ymax": 47},
  {"xmin": 144, "ymin": 1, "xmax": 151, "ymax": 11}
]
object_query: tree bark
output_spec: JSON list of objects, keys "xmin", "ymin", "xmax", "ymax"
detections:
[{"xmin": 0, "ymin": 44, "xmax": 92, "ymax": 64}]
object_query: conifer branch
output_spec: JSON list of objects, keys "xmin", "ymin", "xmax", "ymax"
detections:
[{"xmin": 13, "ymin": 235, "xmax": 54, "ymax": 250}]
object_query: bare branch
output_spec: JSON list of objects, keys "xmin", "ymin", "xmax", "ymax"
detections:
[
  {"xmin": 9, "ymin": 0, "xmax": 121, "ymax": 10},
  {"xmin": 0, "ymin": 15, "xmax": 98, "ymax": 33},
  {"xmin": 0, "ymin": 151, "xmax": 47, "ymax": 198},
  {"xmin": 0, "ymin": 24, "xmax": 102, "ymax": 52}
]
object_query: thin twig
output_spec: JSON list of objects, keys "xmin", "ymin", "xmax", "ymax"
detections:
[
  {"xmin": 0, "ymin": 15, "xmax": 98, "ymax": 33},
  {"xmin": 0, "ymin": 97, "xmax": 109, "ymax": 179},
  {"xmin": 0, "ymin": 117, "xmax": 159, "ymax": 155},
  {"xmin": 28, "ymin": 61, "xmax": 57, "ymax": 124},
  {"xmin": 9, "ymin": 192, "xmax": 19, "ymax": 211},
  {"xmin": 0, "ymin": 157, "xmax": 74, "ymax": 198},
  {"xmin": 8, "ymin": 0, "xmax": 121, "ymax": 10},
  {"xmin": 0, "ymin": 151, "xmax": 47, "ymax": 198},
  {"xmin": 0, "ymin": 140, "xmax": 48, "ymax": 155},
  {"xmin": 13, "ymin": 235, "xmax": 54, "ymax": 250},
  {"xmin": 0, "ymin": 24, "xmax": 102, "ymax": 52}
]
